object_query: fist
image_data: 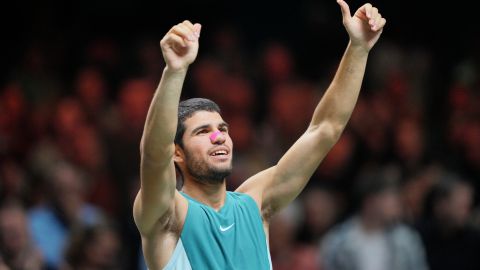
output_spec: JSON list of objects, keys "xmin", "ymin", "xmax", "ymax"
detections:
[{"xmin": 160, "ymin": 20, "xmax": 202, "ymax": 71}]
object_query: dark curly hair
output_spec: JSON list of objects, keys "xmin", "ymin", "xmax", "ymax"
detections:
[{"xmin": 174, "ymin": 98, "xmax": 221, "ymax": 148}]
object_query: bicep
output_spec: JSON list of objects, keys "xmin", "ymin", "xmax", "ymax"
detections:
[
  {"xmin": 264, "ymin": 124, "xmax": 340, "ymax": 217},
  {"xmin": 273, "ymin": 126, "xmax": 335, "ymax": 183},
  {"xmin": 235, "ymin": 167, "xmax": 276, "ymax": 217},
  {"xmin": 134, "ymin": 155, "xmax": 178, "ymax": 235},
  {"xmin": 237, "ymin": 123, "xmax": 340, "ymax": 219}
]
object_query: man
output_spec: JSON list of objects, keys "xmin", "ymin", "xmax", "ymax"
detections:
[
  {"xmin": 133, "ymin": 0, "xmax": 386, "ymax": 269},
  {"xmin": 319, "ymin": 168, "xmax": 429, "ymax": 270},
  {"xmin": 417, "ymin": 172, "xmax": 480, "ymax": 270},
  {"xmin": 0, "ymin": 201, "xmax": 44, "ymax": 270}
]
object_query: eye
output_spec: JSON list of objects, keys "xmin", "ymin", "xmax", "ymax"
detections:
[
  {"xmin": 219, "ymin": 126, "xmax": 229, "ymax": 133},
  {"xmin": 197, "ymin": 129, "xmax": 208, "ymax": 135}
]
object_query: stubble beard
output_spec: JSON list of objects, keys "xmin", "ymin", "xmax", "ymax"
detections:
[{"xmin": 185, "ymin": 152, "xmax": 232, "ymax": 185}]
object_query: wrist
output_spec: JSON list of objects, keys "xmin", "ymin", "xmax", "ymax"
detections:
[
  {"xmin": 347, "ymin": 41, "xmax": 370, "ymax": 57},
  {"xmin": 164, "ymin": 65, "xmax": 189, "ymax": 75}
]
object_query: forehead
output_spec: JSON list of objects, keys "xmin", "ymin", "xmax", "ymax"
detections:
[{"xmin": 183, "ymin": 111, "xmax": 225, "ymax": 131}]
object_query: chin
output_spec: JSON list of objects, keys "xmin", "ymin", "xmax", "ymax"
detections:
[
  {"xmin": 209, "ymin": 158, "xmax": 232, "ymax": 168},
  {"xmin": 215, "ymin": 163, "xmax": 233, "ymax": 172}
]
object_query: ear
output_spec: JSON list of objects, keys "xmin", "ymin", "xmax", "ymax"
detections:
[{"xmin": 173, "ymin": 144, "xmax": 185, "ymax": 163}]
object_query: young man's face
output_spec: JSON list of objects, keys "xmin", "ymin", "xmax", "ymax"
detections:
[{"xmin": 178, "ymin": 110, "xmax": 233, "ymax": 184}]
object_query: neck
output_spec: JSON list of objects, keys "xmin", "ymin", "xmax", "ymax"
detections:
[
  {"xmin": 359, "ymin": 211, "xmax": 385, "ymax": 233},
  {"xmin": 182, "ymin": 177, "xmax": 227, "ymax": 211}
]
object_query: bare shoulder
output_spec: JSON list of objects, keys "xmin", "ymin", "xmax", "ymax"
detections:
[{"xmin": 235, "ymin": 166, "xmax": 276, "ymax": 214}]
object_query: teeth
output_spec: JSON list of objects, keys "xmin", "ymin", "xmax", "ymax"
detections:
[{"xmin": 212, "ymin": 150, "xmax": 227, "ymax": 156}]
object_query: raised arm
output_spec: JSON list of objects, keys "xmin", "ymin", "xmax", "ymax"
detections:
[
  {"xmin": 133, "ymin": 21, "xmax": 201, "ymax": 235},
  {"xmin": 237, "ymin": 0, "xmax": 386, "ymax": 219}
]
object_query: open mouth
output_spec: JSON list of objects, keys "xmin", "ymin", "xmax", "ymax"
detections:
[{"xmin": 211, "ymin": 150, "xmax": 228, "ymax": 156}]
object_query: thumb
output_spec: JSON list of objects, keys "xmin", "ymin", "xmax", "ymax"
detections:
[
  {"xmin": 336, "ymin": 0, "xmax": 351, "ymax": 20},
  {"xmin": 193, "ymin": 23, "xmax": 202, "ymax": 37}
]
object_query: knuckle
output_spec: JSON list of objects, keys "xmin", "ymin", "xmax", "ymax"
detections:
[
  {"xmin": 163, "ymin": 34, "xmax": 176, "ymax": 43},
  {"xmin": 160, "ymin": 39, "xmax": 167, "ymax": 47}
]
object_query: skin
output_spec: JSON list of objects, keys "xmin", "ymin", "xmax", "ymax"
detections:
[{"xmin": 133, "ymin": 1, "xmax": 387, "ymax": 269}]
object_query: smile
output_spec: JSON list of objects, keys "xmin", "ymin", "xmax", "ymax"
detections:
[
  {"xmin": 208, "ymin": 146, "xmax": 230, "ymax": 157},
  {"xmin": 211, "ymin": 150, "xmax": 228, "ymax": 156}
]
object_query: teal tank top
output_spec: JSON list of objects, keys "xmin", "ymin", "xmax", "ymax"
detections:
[{"xmin": 163, "ymin": 191, "xmax": 272, "ymax": 270}]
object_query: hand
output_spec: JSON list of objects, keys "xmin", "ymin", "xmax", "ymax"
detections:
[
  {"xmin": 160, "ymin": 20, "xmax": 201, "ymax": 71},
  {"xmin": 337, "ymin": 0, "xmax": 386, "ymax": 51}
]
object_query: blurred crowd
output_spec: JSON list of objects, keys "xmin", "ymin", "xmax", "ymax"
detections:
[{"xmin": 2, "ymin": 12, "xmax": 480, "ymax": 270}]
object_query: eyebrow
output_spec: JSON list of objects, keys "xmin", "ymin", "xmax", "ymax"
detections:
[
  {"xmin": 219, "ymin": 122, "xmax": 229, "ymax": 129},
  {"xmin": 191, "ymin": 124, "xmax": 210, "ymax": 135},
  {"xmin": 190, "ymin": 122, "xmax": 229, "ymax": 135}
]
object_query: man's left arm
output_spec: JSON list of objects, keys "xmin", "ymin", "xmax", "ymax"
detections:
[{"xmin": 237, "ymin": 0, "xmax": 386, "ymax": 219}]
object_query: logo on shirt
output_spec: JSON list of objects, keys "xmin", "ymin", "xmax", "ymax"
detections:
[{"xmin": 219, "ymin": 223, "xmax": 235, "ymax": 232}]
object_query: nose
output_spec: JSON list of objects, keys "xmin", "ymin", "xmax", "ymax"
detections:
[{"xmin": 209, "ymin": 130, "xmax": 225, "ymax": 144}]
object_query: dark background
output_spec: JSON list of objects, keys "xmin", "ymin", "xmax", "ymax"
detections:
[
  {"xmin": 3, "ymin": 0, "xmax": 478, "ymax": 156},
  {"xmin": 1, "ymin": 1, "xmax": 480, "ymax": 269},
  {"xmin": 2, "ymin": 0, "xmax": 478, "ymax": 77}
]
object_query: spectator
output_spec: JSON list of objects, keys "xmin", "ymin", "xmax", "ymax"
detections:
[
  {"xmin": 28, "ymin": 162, "xmax": 103, "ymax": 269},
  {"xmin": 319, "ymin": 167, "xmax": 428, "ymax": 270},
  {"xmin": 269, "ymin": 201, "xmax": 318, "ymax": 270},
  {"xmin": 0, "ymin": 200, "xmax": 45, "ymax": 270},
  {"xmin": 417, "ymin": 171, "xmax": 480, "ymax": 270},
  {"xmin": 62, "ymin": 221, "xmax": 122, "ymax": 270}
]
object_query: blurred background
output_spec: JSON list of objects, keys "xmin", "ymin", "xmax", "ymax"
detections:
[{"xmin": 1, "ymin": 0, "xmax": 480, "ymax": 269}]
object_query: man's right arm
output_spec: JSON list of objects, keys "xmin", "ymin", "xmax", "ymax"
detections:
[{"xmin": 133, "ymin": 20, "xmax": 201, "ymax": 236}]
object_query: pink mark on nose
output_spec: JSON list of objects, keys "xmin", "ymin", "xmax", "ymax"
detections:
[{"xmin": 210, "ymin": 130, "xmax": 222, "ymax": 141}]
